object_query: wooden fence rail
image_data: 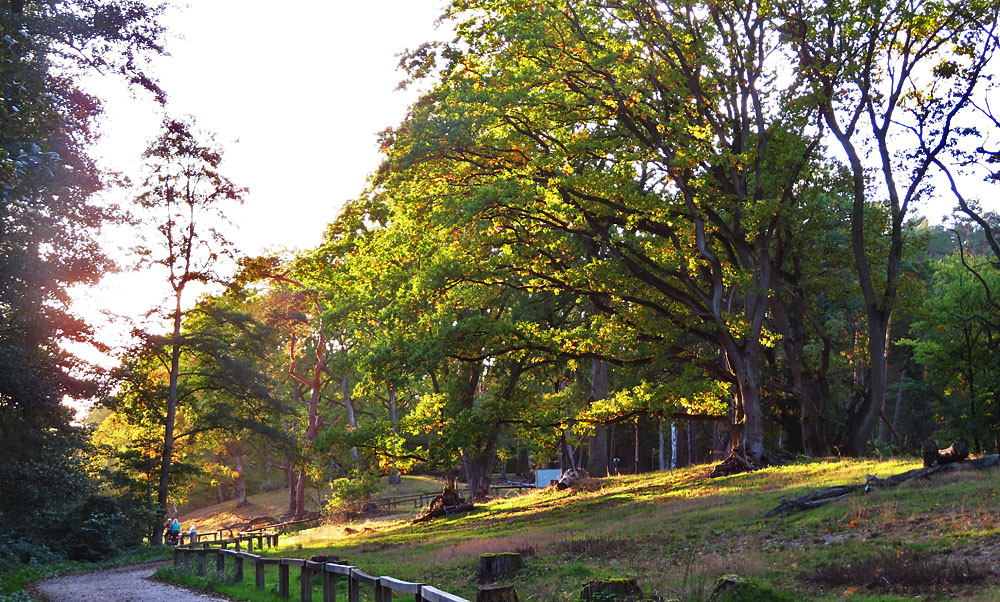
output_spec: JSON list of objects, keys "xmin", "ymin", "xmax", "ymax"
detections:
[
  {"xmin": 371, "ymin": 484, "xmax": 534, "ymax": 511},
  {"xmin": 176, "ymin": 531, "xmax": 280, "ymax": 550},
  {"xmin": 172, "ymin": 547, "xmax": 469, "ymax": 602}
]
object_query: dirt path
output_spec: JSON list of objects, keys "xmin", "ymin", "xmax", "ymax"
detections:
[{"xmin": 35, "ymin": 562, "xmax": 230, "ymax": 602}]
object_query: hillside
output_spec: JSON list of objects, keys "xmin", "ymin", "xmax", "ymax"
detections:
[
  {"xmin": 176, "ymin": 475, "xmax": 446, "ymax": 535},
  {"xmin": 167, "ymin": 458, "xmax": 1000, "ymax": 602}
]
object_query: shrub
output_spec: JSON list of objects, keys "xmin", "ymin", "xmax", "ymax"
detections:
[
  {"xmin": 57, "ymin": 495, "xmax": 141, "ymax": 561},
  {"xmin": 323, "ymin": 470, "xmax": 380, "ymax": 520}
]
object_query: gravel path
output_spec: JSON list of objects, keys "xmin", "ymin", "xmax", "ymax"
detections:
[{"xmin": 35, "ymin": 562, "xmax": 230, "ymax": 602}]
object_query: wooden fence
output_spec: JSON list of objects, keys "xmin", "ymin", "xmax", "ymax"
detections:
[
  {"xmin": 177, "ymin": 532, "xmax": 280, "ymax": 550},
  {"xmin": 371, "ymin": 484, "xmax": 534, "ymax": 511},
  {"xmin": 172, "ymin": 544, "xmax": 469, "ymax": 602}
]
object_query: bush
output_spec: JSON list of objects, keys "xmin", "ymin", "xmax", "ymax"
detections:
[
  {"xmin": 323, "ymin": 470, "xmax": 379, "ymax": 519},
  {"xmin": 56, "ymin": 495, "xmax": 142, "ymax": 561}
]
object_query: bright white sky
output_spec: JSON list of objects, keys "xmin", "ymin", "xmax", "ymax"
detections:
[{"xmin": 70, "ymin": 0, "xmax": 449, "ymax": 364}]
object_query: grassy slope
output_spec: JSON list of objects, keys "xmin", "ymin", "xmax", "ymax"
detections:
[
  {"xmin": 169, "ymin": 459, "xmax": 1000, "ymax": 602},
  {"xmin": 177, "ymin": 475, "xmax": 445, "ymax": 534}
]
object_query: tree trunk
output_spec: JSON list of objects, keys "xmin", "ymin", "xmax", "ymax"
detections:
[
  {"xmin": 234, "ymin": 450, "xmax": 247, "ymax": 507},
  {"xmin": 341, "ymin": 373, "xmax": 359, "ymax": 469},
  {"xmin": 633, "ymin": 420, "xmax": 640, "ymax": 473},
  {"xmin": 294, "ymin": 468, "xmax": 307, "ymax": 519},
  {"xmin": 842, "ymin": 316, "xmax": 890, "ymax": 456},
  {"xmin": 770, "ymin": 288, "xmax": 832, "ymax": 456},
  {"xmin": 879, "ymin": 315, "xmax": 893, "ymax": 444},
  {"xmin": 586, "ymin": 359, "xmax": 610, "ymax": 476},
  {"xmin": 726, "ymin": 344, "xmax": 766, "ymax": 464},
  {"xmin": 516, "ymin": 441, "xmax": 528, "ymax": 477},
  {"xmin": 156, "ymin": 292, "xmax": 184, "ymax": 543},
  {"xmin": 284, "ymin": 461, "xmax": 297, "ymax": 517},
  {"xmin": 670, "ymin": 422, "xmax": 678, "ymax": 469},
  {"xmin": 688, "ymin": 419, "xmax": 696, "ymax": 465},
  {"xmin": 891, "ymin": 370, "xmax": 905, "ymax": 445},
  {"xmin": 658, "ymin": 421, "xmax": 665, "ymax": 471},
  {"xmin": 387, "ymin": 384, "xmax": 401, "ymax": 485},
  {"xmin": 462, "ymin": 445, "xmax": 496, "ymax": 501}
]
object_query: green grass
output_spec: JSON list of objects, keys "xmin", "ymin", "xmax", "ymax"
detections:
[
  {"xmin": 160, "ymin": 458, "xmax": 1000, "ymax": 601},
  {"xmin": 178, "ymin": 475, "xmax": 446, "ymax": 534}
]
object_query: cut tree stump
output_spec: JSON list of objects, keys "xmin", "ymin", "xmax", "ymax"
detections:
[
  {"xmin": 478, "ymin": 553, "xmax": 523, "ymax": 582},
  {"xmin": 923, "ymin": 438, "xmax": 970, "ymax": 467},
  {"xmin": 579, "ymin": 578, "xmax": 643, "ymax": 602},
  {"xmin": 555, "ymin": 469, "xmax": 587, "ymax": 490},
  {"xmin": 476, "ymin": 585, "xmax": 518, "ymax": 602}
]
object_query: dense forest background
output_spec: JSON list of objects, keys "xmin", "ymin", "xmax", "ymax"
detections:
[{"xmin": 2, "ymin": 0, "xmax": 999, "ymax": 568}]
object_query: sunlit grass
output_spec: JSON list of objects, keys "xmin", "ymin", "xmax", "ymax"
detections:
[
  {"xmin": 164, "ymin": 458, "xmax": 1000, "ymax": 601},
  {"xmin": 179, "ymin": 475, "xmax": 446, "ymax": 534}
]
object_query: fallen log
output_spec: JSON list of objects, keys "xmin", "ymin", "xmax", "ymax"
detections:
[
  {"xmin": 411, "ymin": 502, "xmax": 475, "ymax": 524},
  {"xmin": 766, "ymin": 454, "xmax": 1000, "ymax": 518}
]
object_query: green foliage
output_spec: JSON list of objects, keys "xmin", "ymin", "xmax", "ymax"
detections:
[
  {"xmin": 323, "ymin": 470, "xmax": 380, "ymax": 517},
  {"xmin": 902, "ymin": 249, "xmax": 1000, "ymax": 448},
  {"xmin": 55, "ymin": 495, "xmax": 144, "ymax": 562}
]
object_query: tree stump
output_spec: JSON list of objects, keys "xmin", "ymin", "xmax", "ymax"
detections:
[
  {"xmin": 709, "ymin": 574, "xmax": 794, "ymax": 602},
  {"xmin": 923, "ymin": 438, "xmax": 970, "ymax": 468},
  {"xmin": 478, "ymin": 553, "xmax": 523, "ymax": 582},
  {"xmin": 476, "ymin": 585, "xmax": 519, "ymax": 602},
  {"xmin": 556, "ymin": 468, "xmax": 588, "ymax": 490},
  {"xmin": 579, "ymin": 578, "xmax": 643, "ymax": 602}
]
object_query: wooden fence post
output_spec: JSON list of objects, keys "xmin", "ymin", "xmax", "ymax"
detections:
[
  {"xmin": 348, "ymin": 569, "xmax": 361, "ymax": 602},
  {"xmin": 254, "ymin": 556, "xmax": 266, "ymax": 590},
  {"xmin": 197, "ymin": 550, "xmax": 207, "ymax": 576},
  {"xmin": 378, "ymin": 576, "xmax": 425, "ymax": 602},
  {"xmin": 302, "ymin": 565, "xmax": 313, "ymax": 602},
  {"xmin": 279, "ymin": 562, "xmax": 290, "ymax": 598},
  {"xmin": 375, "ymin": 579, "xmax": 389, "ymax": 602},
  {"xmin": 324, "ymin": 563, "xmax": 355, "ymax": 602},
  {"xmin": 278, "ymin": 558, "xmax": 304, "ymax": 599},
  {"xmin": 234, "ymin": 553, "xmax": 244, "ymax": 582},
  {"xmin": 216, "ymin": 550, "xmax": 225, "ymax": 575},
  {"xmin": 322, "ymin": 570, "xmax": 336, "ymax": 602}
]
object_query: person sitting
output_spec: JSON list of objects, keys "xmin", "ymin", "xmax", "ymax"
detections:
[{"xmin": 167, "ymin": 518, "xmax": 180, "ymax": 544}]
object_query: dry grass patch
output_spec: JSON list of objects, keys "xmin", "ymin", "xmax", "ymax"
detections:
[
  {"xmin": 809, "ymin": 550, "xmax": 988, "ymax": 594},
  {"xmin": 429, "ymin": 533, "xmax": 544, "ymax": 563}
]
